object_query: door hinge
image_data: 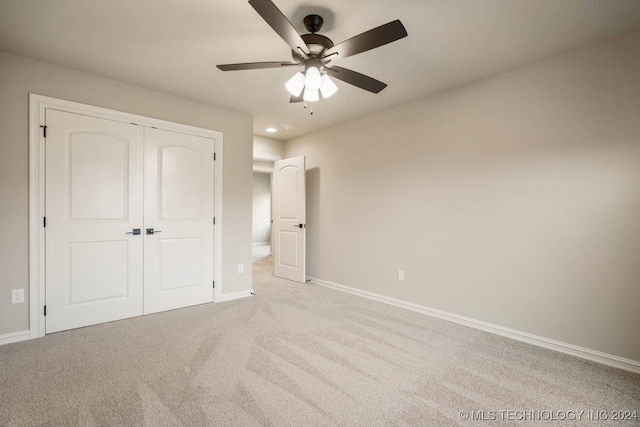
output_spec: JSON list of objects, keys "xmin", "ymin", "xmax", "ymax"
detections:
[
  {"xmin": 40, "ymin": 125, "xmax": 47, "ymax": 138},
  {"xmin": 213, "ymin": 217, "xmax": 216, "ymax": 225},
  {"xmin": 43, "ymin": 217, "xmax": 46, "ymax": 227},
  {"xmin": 213, "ymin": 152, "xmax": 216, "ymax": 161},
  {"xmin": 44, "ymin": 305, "xmax": 47, "ymax": 316},
  {"xmin": 212, "ymin": 281, "xmax": 215, "ymax": 289}
]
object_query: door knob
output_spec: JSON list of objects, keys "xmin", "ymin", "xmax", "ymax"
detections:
[
  {"xmin": 295, "ymin": 224, "xmax": 306, "ymax": 228},
  {"xmin": 125, "ymin": 228, "xmax": 141, "ymax": 235},
  {"xmin": 146, "ymin": 228, "xmax": 163, "ymax": 235}
]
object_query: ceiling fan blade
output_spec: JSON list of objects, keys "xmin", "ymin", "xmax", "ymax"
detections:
[
  {"xmin": 325, "ymin": 66, "xmax": 387, "ymax": 93},
  {"xmin": 290, "ymin": 93, "xmax": 304, "ymax": 103},
  {"xmin": 217, "ymin": 61, "xmax": 299, "ymax": 71},
  {"xmin": 323, "ymin": 20, "xmax": 407, "ymax": 60},
  {"xmin": 249, "ymin": 0, "xmax": 310, "ymax": 56}
]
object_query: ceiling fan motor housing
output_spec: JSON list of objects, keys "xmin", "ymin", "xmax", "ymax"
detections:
[
  {"xmin": 303, "ymin": 14, "xmax": 324, "ymax": 33},
  {"xmin": 290, "ymin": 14, "xmax": 335, "ymax": 65},
  {"xmin": 293, "ymin": 34, "xmax": 334, "ymax": 67}
]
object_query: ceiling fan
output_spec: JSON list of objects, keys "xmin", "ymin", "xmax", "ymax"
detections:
[{"xmin": 216, "ymin": 0, "xmax": 408, "ymax": 104}]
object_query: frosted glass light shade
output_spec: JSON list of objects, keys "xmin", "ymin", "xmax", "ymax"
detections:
[
  {"xmin": 285, "ymin": 72, "xmax": 305, "ymax": 96},
  {"xmin": 304, "ymin": 66, "xmax": 322, "ymax": 91},
  {"xmin": 319, "ymin": 74, "xmax": 338, "ymax": 98},
  {"xmin": 303, "ymin": 87, "xmax": 319, "ymax": 102}
]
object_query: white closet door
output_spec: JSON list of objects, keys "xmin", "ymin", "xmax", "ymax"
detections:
[
  {"xmin": 143, "ymin": 128, "xmax": 215, "ymax": 314},
  {"xmin": 45, "ymin": 110, "xmax": 144, "ymax": 333}
]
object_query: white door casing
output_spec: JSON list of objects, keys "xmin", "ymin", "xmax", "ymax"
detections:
[
  {"xmin": 273, "ymin": 156, "xmax": 306, "ymax": 283},
  {"xmin": 143, "ymin": 127, "xmax": 215, "ymax": 314},
  {"xmin": 45, "ymin": 110, "xmax": 145, "ymax": 333}
]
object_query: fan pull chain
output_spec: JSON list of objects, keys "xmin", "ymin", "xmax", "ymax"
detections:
[{"xmin": 302, "ymin": 102, "xmax": 313, "ymax": 115}]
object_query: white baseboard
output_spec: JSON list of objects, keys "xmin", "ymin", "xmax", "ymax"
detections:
[
  {"xmin": 252, "ymin": 242, "xmax": 269, "ymax": 247},
  {"xmin": 0, "ymin": 330, "xmax": 31, "ymax": 346},
  {"xmin": 308, "ymin": 276, "xmax": 640, "ymax": 374},
  {"xmin": 218, "ymin": 289, "xmax": 254, "ymax": 303}
]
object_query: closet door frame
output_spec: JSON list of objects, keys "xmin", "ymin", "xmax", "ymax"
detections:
[{"xmin": 28, "ymin": 94, "xmax": 224, "ymax": 339}]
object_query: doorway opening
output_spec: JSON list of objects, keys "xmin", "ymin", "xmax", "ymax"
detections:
[
  {"xmin": 252, "ymin": 151, "xmax": 279, "ymax": 277},
  {"xmin": 252, "ymin": 171, "xmax": 272, "ymax": 263}
]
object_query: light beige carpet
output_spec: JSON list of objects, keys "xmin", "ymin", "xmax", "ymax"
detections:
[{"xmin": 1, "ymin": 250, "xmax": 639, "ymax": 426}]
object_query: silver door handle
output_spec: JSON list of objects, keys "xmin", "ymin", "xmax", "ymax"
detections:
[
  {"xmin": 125, "ymin": 228, "xmax": 141, "ymax": 235},
  {"xmin": 294, "ymin": 224, "xmax": 306, "ymax": 228},
  {"xmin": 146, "ymin": 228, "xmax": 163, "ymax": 235}
]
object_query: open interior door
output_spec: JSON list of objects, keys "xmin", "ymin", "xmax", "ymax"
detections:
[{"xmin": 272, "ymin": 156, "xmax": 306, "ymax": 283}]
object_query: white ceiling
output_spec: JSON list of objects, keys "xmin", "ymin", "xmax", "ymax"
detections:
[{"xmin": 2, "ymin": 0, "xmax": 640, "ymax": 140}]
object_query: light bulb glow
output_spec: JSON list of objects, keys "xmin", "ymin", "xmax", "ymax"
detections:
[
  {"xmin": 319, "ymin": 74, "xmax": 338, "ymax": 98},
  {"xmin": 303, "ymin": 87, "xmax": 319, "ymax": 102},
  {"xmin": 304, "ymin": 66, "xmax": 322, "ymax": 91},
  {"xmin": 285, "ymin": 72, "xmax": 305, "ymax": 96}
]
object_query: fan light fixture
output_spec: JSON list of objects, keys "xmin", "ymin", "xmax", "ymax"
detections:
[
  {"xmin": 285, "ymin": 72, "xmax": 305, "ymax": 97},
  {"xmin": 286, "ymin": 67, "xmax": 338, "ymax": 101},
  {"xmin": 303, "ymin": 88, "xmax": 319, "ymax": 102},
  {"xmin": 304, "ymin": 67, "xmax": 322, "ymax": 91},
  {"xmin": 320, "ymin": 74, "xmax": 338, "ymax": 98}
]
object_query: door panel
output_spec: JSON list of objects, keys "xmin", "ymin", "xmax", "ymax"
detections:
[
  {"xmin": 143, "ymin": 128, "xmax": 215, "ymax": 314},
  {"xmin": 273, "ymin": 156, "xmax": 306, "ymax": 282},
  {"xmin": 278, "ymin": 231, "xmax": 299, "ymax": 267},
  {"xmin": 68, "ymin": 240, "xmax": 129, "ymax": 304},
  {"xmin": 158, "ymin": 237, "xmax": 203, "ymax": 291},
  {"xmin": 278, "ymin": 166, "xmax": 300, "ymax": 218},
  {"xmin": 45, "ymin": 109, "xmax": 144, "ymax": 333},
  {"xmin": 160, "ymin": 146, "xmax": 202, "ymax": 219},
  {"xmin": 69, "ymin": 132, "xmax": 128, "ymax": 220}
]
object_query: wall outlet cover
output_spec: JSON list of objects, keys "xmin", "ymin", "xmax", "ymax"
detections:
[{"xmin": 11, "ymin": 289, "xmax": 25, "ymax": 304}]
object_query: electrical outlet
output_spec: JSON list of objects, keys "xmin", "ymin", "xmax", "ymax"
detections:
[
  {"xmin": 11, "ymin": 289, "xmax": 25, "ymax": 304},
  {"xmin": 238, "ymin": 264, "xmax": 245, "ymax": 274},
  {"xmin": 397, "ymin": 270, "xmax": 405, "ymax": 281}
]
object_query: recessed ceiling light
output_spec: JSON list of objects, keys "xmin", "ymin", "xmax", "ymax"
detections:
[
  {"xmin": 282, "ymin": 123, "xmax": 293, "ymax": 130},
  {"xmin": 266, "ymin": 127, "xmax": 277, "ymax": 133}
]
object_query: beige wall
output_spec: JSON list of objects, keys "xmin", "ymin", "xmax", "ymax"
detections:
[
  {"xmin": 285, "ymin": 30, "xmax": 640, "ymax": 362},
  {"xmin": 253, "ymin": 135, "xmax": 284, "ymax": 172},
  {"xmin": 0, "ymin": 52, "xmax": 254, "ymax": 335},
  {"xmin": 253, "ymin": 135, "xmax": 284, "ymax": 159}
]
